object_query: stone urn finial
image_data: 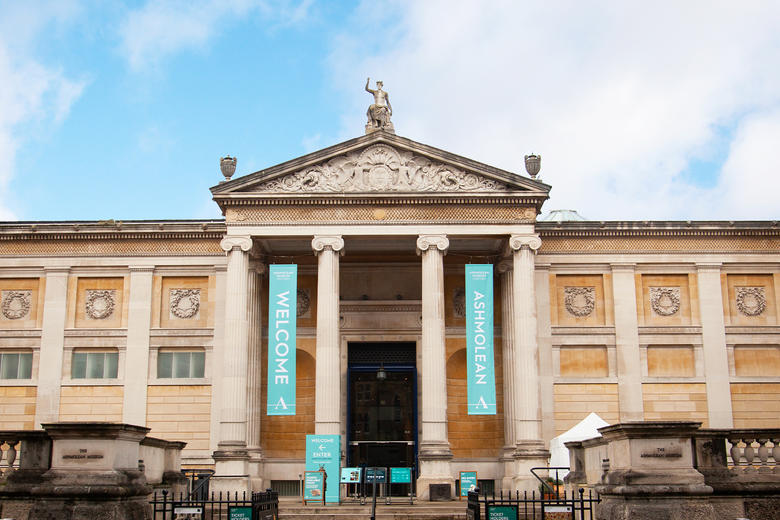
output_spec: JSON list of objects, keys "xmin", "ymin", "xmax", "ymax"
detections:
[
  {"xmin": 220, "ymin": 156, "xmax": 237, "ymax": 182},
  {"xmin": 525, "ymin": 154, "xmax": 541, "ymax": 179}
]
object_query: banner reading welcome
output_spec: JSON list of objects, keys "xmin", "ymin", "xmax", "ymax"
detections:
[
  {"xmin": 267, "ymin": 264, "xmax": 297, "ymax": 415},
  {"xmin": 465, "ymin": 264, "xmax": 497, "ymax": 415}
]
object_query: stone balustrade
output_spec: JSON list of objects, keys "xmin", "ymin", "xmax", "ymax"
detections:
[{"xmin": 564, "ymin": 422, "xmax": 780, "ymax": 520}]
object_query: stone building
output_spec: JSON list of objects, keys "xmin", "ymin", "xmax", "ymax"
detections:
[{"xmin": 0, "ymin": 124, "xmax": 778, "ymax": 497}]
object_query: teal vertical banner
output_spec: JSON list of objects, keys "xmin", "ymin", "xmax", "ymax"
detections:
[
  {"xmin": 266, "ymin": 264, "xmax": 297, "ymax": 415},
  {"xmin": 306, "ymin": 434, "xmax": 341, "ymax": 504},
  {"xmin": 465, "ymin": 264, "xmax": 497, "ymax": 415}
]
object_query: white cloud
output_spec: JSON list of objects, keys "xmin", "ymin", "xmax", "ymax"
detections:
[
  {"xmin": 328, "ymin": 1, "xmax": 780, "ymax": 220},
  {"xmin": 119, "ymin": 0, "xmax": 314, "ymax": 71},
  {"xmin": 0, "ymin": 6, "xmax": 86, "ymax": 220}
]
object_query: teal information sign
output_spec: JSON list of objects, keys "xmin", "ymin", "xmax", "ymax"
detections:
[
  {"xmin": 267, "ymin": 264, "xmax": 297, "ymax": 415},
  {"xmin": 390, "ymin": 467, "xmax": 411, "ymax": 483},
  {"xmin": 303, "ymin": 471, "xmax": 325, "ymax": 502},
  {"xmin": 306, "ymin": 434, "xmax": 340, "ymax": 504},
  {"xmin": 340, "ymin": 467, "xmax": 361, "ymax": 483},
  {"xmin": 486, "ymin": 505, "xmax": 518, "ymax": 520},
  {"xmin": 465, "ymin": 264, "xmax": 497, "ymax": 414},
  {"xmin": 459, "ymin": 471, "xmax": 478, "ymax": 497},
  {"xmin": 228, "ymin": 505, "xmax": 253, "ymax": 519}
]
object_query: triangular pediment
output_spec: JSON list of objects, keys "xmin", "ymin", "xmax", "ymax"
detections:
[{"xmin": 211, "ymin": 132, "xmax": 550, "ymax": 201}]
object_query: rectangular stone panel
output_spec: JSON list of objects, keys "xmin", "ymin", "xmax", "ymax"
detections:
[
  {"xmin": 73, "ymin": 277, "xmax": 126, "ymax": 328},
  {"xmin": 559, "ymin": 347, "xmax": 609, "ymax": 377},
  {"xmin": 59, "ymin": 385, "xmax": 123, "ymax": 422},
  {"xmin": 553, "ymin": 383, "xmax": 619, "ymax": 436},
  {"xmin": 733, "ymin": 346, "xmax": 780, "ymax": 376},
  {"xmin": 0, "ymin": 385, "xmax": 36, "ymax": 429},
  {"xmin": 552, "ymin": 275, "xmax": 609, "ymax": 327},
  {"xmin": 646, "ymin": 346, "xmax": 695, "ymax": 377},
  {"xmin": 724, "ymin": 274, "xmax": 777, "ymax": 326},
  {"xmin": 642, "ymin": 383, "xmax": 708, "ymax": 426},
  {"xmin": 0, "ymin": 278, "xmax": 43, "ymax": 329},
  {"xmin": 639, "ymin": 274, "xmax": 696, "ymax": 326},
  {"xmin": 730, "ymin": 383, "xmax": 780, "ymax": 428},
  {"xmin": 146, "ymin": 385, "xmax": 212, "ymax": 452}
]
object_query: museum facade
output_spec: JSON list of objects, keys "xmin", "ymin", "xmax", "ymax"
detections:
[{"xmin": 0, "ymin": 129, "xmax": 778, "ymax": 497}]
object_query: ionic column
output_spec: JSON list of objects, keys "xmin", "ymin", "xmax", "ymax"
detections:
[
  {"xmin": 312, "ymin": 235, "xmax": 344, "ymax": 435},
  {"xmin": 497, "ymin": 260, "xmax": 517, "ymax": 491},
  {"xmin": 697, "ymin": 263, "xmax": 733, "ymax": 428},
  {"xmin": 416, "ymin": 234, "xmax": 453, "ymax": 498},
  {"xmin": 611, "ymin": 263, "xmax": 644, "ymax": 421},
  {"xmin": 216, "ymin": 236, "xmax": 253, "ymax": 451},
  {"xmin": 123, "ymin": 266, "xmax": 154, "ymax": 426},
  {"xmin": 34, "ymin": 268, "xmax": 70, "ymax": 427},
  {"xmin": 508, "ymin": 234, "xmax": 548, "ymax": 492}
]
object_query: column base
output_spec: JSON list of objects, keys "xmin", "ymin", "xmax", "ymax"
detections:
[
  {"xmin": 417, "ymin": 441, "xmax": 454, "ymax": 501},
  {"xmin": 247, "ymin": 447, "xmax": 265, "ymax": 492},
  {"xmin": 213, "ymin": 443, "xmax": 250, "ymax": 494},
  {"xmin": 508, "ymin": 441, "xmax": 551, "ymax": 494}
]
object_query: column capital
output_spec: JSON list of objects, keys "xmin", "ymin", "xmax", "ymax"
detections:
[
  {"xmin": 497, "ymin": 259, "xmax": 513, "ymax": 274},
  {"xmin": 416, "ymin": 234, "xmax": 449, "ymax": 255},
  {"xmin": 312, "ymin": 235, "xmax": 345, "ymax": 256},
  {"xmin": 610, "ymin": 262, "xmax": 636, "ymax": 273},
  {"xmin": 696, "ymin": 262, "xmax": 723, "ymax": 272},
  {"xmin": 508, "ymin": 234, "xmax": 541, "ymax": 252},
  {"xmin": 220, "ymin": 235, "xmax": 253, "ymax": 253}
]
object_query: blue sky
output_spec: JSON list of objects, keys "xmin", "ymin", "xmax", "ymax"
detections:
[{"xmin": 1, "ymin": 1, "xmax": 779, "ymax": 222}]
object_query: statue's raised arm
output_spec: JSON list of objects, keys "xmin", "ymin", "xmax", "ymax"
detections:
[{"xmin": 364, "ymin": 78, "xmax": 395, "ymax": 134}]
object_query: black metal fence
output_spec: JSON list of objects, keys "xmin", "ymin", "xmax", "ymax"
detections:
[
  {"xmin": 150, "ymin": 489, "xmax": 278, "ymax": 520},
  {"xmin": 467, "ymin": 487, "xmax": 600, "ymax": 520}
]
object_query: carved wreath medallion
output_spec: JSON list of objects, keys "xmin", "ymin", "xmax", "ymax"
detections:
[
  {"xmin": 453, "ymin": 287, "xmax": 466, "ymax": 318},
  {"xmin": 1, "ymin": 290, "xmax": 31, "ymax": 320},
  {"xmin": 170, "ymin": 289, "xmax": 201, "ymax": 319},
  {"xmin": 297, "ymin": 289, "xmax": 310, "ymax": 317},
  {"xmin": 85, "ymin": 290, "xmax": 116, "ymax": 320},
  {"xmin": 736, "ymin": 287, "xmax": 766, "ymax": 317},
  {"xmin": 564, "ymin": 287, "xmax": 596, "ymax": 317},
  {"xmin": 649, "ymin": 287, "xmax": 680, "ymax": 316},
  {"xmin": 255, "ymin": 144, "xmax": 508, "ymax": 193}
]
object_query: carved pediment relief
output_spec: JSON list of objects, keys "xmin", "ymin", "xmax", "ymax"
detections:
[{"xmin": 252, "ymin": 144, "xmax": 510, "ymax": 194}]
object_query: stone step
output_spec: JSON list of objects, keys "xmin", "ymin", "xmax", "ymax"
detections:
[{"xmin": 278, "ymin": 500, "xmax": 467, "ymax": 520}]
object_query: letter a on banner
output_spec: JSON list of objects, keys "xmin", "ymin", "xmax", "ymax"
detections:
[
  {"xmin": 465, "ymin": 264, "xmax": 497, "ymax": 415},
  {"xmin": 267, "ymin": 264, "xmax": 297, "ymax": 415}
]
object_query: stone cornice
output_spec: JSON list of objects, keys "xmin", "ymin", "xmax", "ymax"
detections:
[
  {"xmin": 0, "ymin": 220, "xmax": 226, "ymax": 241},
  {"xmin": 537, "ymin": 221, "xmax": 780, "ymax": 238}
]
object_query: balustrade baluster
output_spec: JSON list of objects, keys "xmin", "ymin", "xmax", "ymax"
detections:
[
  {"xmin": 728, "ymin": 437, "xmax": 742, "ymax": 469},
  {"xmin": 743, "ymin": 438, "xmax": 756, "ymax": 471},
  {"xmin": 772, "ymin": 438, "xmax": 780, "ymax": 471},
  {"xmin": 757, "ymin": 438, "xmax": 770, "ymax": 471},
  {"xmin": 0, "ymin": 439, "xmax": 6, "ymax": 471},
  {"xmin": 6, "ymin": 440, "xmax": 19, "ymax": 468}
]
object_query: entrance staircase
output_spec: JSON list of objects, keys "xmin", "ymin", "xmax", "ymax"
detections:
[{"xmin": 278, "ymin": 497, "xmax": 467, "ymax": 520}]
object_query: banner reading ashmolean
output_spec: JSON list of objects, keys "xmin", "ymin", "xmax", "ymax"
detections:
[
  {"xmin": 465, "ymin": 264, "xmax": 497, "ymax": 415},
  {"xmin": 266, "ymin": 264, "xmax": 297, "ymax": 416}
]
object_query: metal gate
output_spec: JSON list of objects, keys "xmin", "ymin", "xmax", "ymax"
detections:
[
  {"xmin": 149, "ymin": 489, "xmax": 278, "ymax": 519},
  {"xmin": 467, "ymin": 488, "xmax": 600, "ymax": 520}
]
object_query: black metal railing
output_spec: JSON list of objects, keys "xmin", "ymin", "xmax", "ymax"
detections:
[
  {"xmin": 181, "ymin": 468, "xmax": 215, "ymax": 500},
  {"xmin": 149, "ymin": 488, "xmax": 278, "ymax": 520},
  {"xmin": 467, "ymin": 487, "xmax": 599, "ymax": 520}
]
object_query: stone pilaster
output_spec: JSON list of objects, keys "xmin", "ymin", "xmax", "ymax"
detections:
[
  {"xmin": 416, "ymin": 234, "xmax": 454, "ymax": 499},
  {"xmin": 696, "ymin": 263, "xmax": 733, "ymax": 428},
  {"xmin": 497, "ymin": 260, "xmax": 517, "ymax": 491},
  {"xmin": 123, "ymin": 266, "xmax": 154, "ymax": 426},
  {"xmin": 534, "ymin": 264, "xmax": 556, "ymax": 454},
  {"xmin": 34, "ymin": 268, "xmax": 70, "ymax": 428},
  {"xmin": 246, "ymin": 263, "xmax": 266, "ymax": 489},
  {"xmin": 508, "ymin": 234, "xmax": 549, "ymax": 493},
  {"xmin": 312, "ymin": 235, "xmax": 344, "ymax": 436},
  {"xmin": 213, "ymin": 235, "xmax": 253, "ymax": 491},
  {"xmin": 610, "ymin": 263, "xmax": 644, "ymax": 421}
]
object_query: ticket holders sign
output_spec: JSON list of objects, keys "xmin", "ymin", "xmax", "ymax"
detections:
[
  {"xmin": 303, "ymin": 470, "xmax": 325, "ymax": 505},
  {"xmin": 459, "ymin": 471, "xmax": 478, "ymax": 499},
  {"xmin": 305, "ymin": 434, "xmax": 340, "ymax": 504},
  {"xmin": 465, "ymin": 265, "xmax": 497, "ymax": 415},
  {"xmin": 267, "ymin": 264, "xmax": 297, "ymax": 416},
  {"xmin": 486, "ymin": 504, "xmax": 518, "ymax": 520}
]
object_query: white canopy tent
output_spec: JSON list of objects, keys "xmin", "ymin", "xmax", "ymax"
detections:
[{"xmin": 548, "ymin": 412, "xmax": 610, "ymax": 478}]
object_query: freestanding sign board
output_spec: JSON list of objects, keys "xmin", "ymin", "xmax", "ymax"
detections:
[
  {"xmin": 465, "ymin": 264, "xmax": 497, "ymax": 415},
  {"xmin": 459, "ymin": 471, "xmax": 478, "ymax": 498},
  {"xmin": 303, "ymin": 471, "xmax": 325, "ymax": 504},
  {"xmin": 305, "ymin": 434, "xmax": 340, "ymax": 504}
]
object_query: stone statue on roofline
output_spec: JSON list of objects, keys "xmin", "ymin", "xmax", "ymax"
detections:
[{"xmin": 365, "ymin": 78, "xmax": 395, "ymax": 134}]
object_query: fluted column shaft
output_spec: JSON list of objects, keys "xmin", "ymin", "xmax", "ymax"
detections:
[
  {"xmin": 417, "ymin": 235, "xmax": 451, "ymax": 450},
  {"xmin": 498, "ymin": 261, "xmax": 516, "ymax": 457},
  {"xmin": 313, "ymin": 235, "xmax": 344, "ymax": 435},
  {"xmin": 219, "ymin": 236, "xmax": 253, "ymax": 447},
  {"xmin": 246, "ymin": 265, "xmax": 265, "ymax": 451},
  {"xmin": 509, "ymin": 235, "xmax": 543, "ymax": 445}
]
